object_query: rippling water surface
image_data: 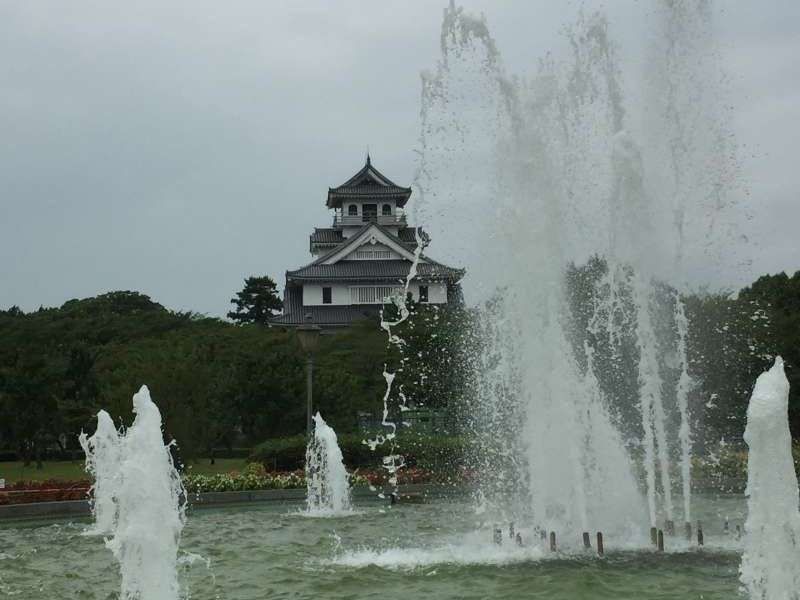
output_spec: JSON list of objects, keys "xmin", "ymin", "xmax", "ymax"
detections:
[{"xmin": 0, "ymin": 495, "xmax": 745, "ymax": 599}]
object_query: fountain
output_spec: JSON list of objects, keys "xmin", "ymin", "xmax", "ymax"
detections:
[
  {"xmin": 80, "ymin": 385, "xmax": 186, "ymax": 600},
  {"xmin": 740, "ymin": 357, "xmax": 800, "ymax": 599},
  {"xmin": 0, "ymin": 3, "xmax": 789, "ymax": 599},
  {"xmin": 411, "ymin": 0, "xmax": 745, "ymax": 543},
  {"xmin": 79, "ymin": 409, "xmax": 120, "ymax": 535},
  {"xmin": 305, "ymin": 412, "xmax": 353, "ymax": 516}
]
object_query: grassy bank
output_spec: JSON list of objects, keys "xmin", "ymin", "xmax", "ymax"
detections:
[{"xmin": 0, "ymin": 458, "xmax": 248, "ymax": 485}]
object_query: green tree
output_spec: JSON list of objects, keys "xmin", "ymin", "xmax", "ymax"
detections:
[
  {"xmin": 683, "ymin": 290, "xmax": 773, "ymax": 449},
  {"xmin": 228, "ymin": 276, "xmax": 282, "ymax": 325},
  {"xmin": 0, "ymin": 305, "xmax": 24, "ymax": 317},
  {"xmin": 0, "ymin": 350, "xmax": 62, "ymax": 467},
  {"xmin": 739, "ymin": 271, "xmax": 800, "ymax": 436}
]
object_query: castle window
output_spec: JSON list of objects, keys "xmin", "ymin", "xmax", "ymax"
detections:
[
  {"xmin": 362, "ymin": 203, "xmax": 377, "ymax": 222},
  {"xmin": 419, "ymin": 285, "xmax": 429, "ymax": 303},
  {"xmin": 322, "ymin": 287, "xmax": 332, "ymax": 304},
  {"xmin": 382, "ymin": 203, "xmax": 392, "ymax": 216},
  {"xmin": 348, "ymin": 204, "xmax": 358, "ymax": 216},
  {"xmin": 350, "ymin": 286, "xmax": 402, "ymax": 304}
]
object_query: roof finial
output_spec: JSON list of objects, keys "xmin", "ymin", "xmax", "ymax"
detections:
[{"xmin": 365, "ymin": 145, "xmax": 371, "ymax": 166}]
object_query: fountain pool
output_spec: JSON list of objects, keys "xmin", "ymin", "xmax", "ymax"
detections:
[
  {"xmin": 1, "ymin": 494, "xmax": 745, "ymax": 599},
  {"xmin": 0, "ymin": 2, "xmax": 787, "ymax": 598}
]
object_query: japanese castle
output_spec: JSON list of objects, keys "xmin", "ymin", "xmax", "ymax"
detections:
[{"xmin": 271, "ymin": 157, "xmax": 464, "ymax": 328}]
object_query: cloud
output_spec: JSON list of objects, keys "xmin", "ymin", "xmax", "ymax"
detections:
[{"xmin": 0, "ymin": 1, "xmax": 797, "ymax": 315}]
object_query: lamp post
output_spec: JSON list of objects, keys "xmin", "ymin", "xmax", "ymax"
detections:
[{"xmin": 296, "ymin": 314, "xmax": 322, "ymax": 436}]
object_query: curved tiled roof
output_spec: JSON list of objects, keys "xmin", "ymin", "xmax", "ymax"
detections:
[
  {"xmin": 327, "ymin": 156, "xmax": 412, "ymax": 208},
  {"xmin": 311, "ymin": 222, "xmax": 431, "ymax": 265},
  {"xmin": 310, "ymin": 228, "xmax": 344, "ymax": 244},
  {"xmin": 310, "ymin": 226, "xmax": 426, "ymax": 249},
  {"xmin": 271, "ymin": 306, "xmax": 379, "ymax": 326},
  {"xmin": 328, "ymin": 187, "xmax": 410, "ymax": 197},
  {"xmin": 286, "ymin": 260, "xmax": 464, "ymax": 283},
  {"xmin": 270, "ymin": 285, "xmax": 382, "ymax": 327},
  {"xmin": 300, "ymin": 223, "xmax": 460, "ymax": 283},
  {"xmin": 397, "ymin": 227, "xmax": 429, "ymax": 244}
]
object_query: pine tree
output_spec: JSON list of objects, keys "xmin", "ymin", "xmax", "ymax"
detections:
[{"xmin": 227, "ymin": 276, "xmax": 282, "ymax": 325}]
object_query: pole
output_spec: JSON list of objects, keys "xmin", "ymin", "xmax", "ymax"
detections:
[{"xmin": 306, "ymin": 355, "xmax": 314, "ymax": 436}]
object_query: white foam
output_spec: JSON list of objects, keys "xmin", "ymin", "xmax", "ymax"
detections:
[
  {"xmin": 305, "ymin": 412, "xmax": 354, "ymax": 516},
  {"xmin": 332, "ymin": 534, "xmax": 545, "ymax": 570},
  {"xmin": 82, "ymin": 385, "xmax": 186, "ymax": 600},
  {"xmin": 740, "ymin": 358, "xmax": 800, "ymax": 599},
  {"xmin": 79, "ymin": 409, "xmax": 121, "ymax": 535}
]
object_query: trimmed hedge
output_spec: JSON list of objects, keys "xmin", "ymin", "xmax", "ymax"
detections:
[{"xmin": 250, "ymin": 434, "xmax": 469, "ymax": 471}]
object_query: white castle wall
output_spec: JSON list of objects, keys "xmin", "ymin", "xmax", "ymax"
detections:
[{"xmin": 303, "ymin": 282, "xmax": 447, "ymax": 306}]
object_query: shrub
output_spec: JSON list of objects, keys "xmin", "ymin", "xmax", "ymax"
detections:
[
  {"xmin": 249, "ymin": 433, "xmax": 470, "ymax": 471},
  {"xmin": 180, "ymin": 463, "xmax": 470, "ymax": 493},
  {"xmin": 181, "ymin": 462, "xmax": 370, "ymax": 493},
  {"xmin": 691, "ymin": 443, "xmax": 800, "ymax": 492}
]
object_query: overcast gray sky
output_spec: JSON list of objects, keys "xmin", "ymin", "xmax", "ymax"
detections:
[{"xmin": 1, "ymin": 1, "xmax": 798, "ymax": 317}]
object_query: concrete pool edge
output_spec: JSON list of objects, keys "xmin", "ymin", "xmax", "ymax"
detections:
[
  {"xmin": 0, "ymin": 484, "xmax": 469, "ymax": 521},
  {"xmin": 0, "ymin": 481, "xmax": 743, "ymax": 521}
]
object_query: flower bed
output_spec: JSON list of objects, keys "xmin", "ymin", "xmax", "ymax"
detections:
[
  {"xmin": 2, "ymin": 463, "xmax": 473, "ymax": 504},
  {"xmin": 181, "ymin": 463, "xmax": 470, "ymax": 493},
  {"xmin": 0, "ymin": 479, "xmax": 91, "ymax": 505},
  {"xmin": 182, "ymin": 466, "xmax": 307, "ymax": 494}
]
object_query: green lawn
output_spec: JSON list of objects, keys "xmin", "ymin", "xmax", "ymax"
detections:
[{"xmin": 0, "ymin": 458, "xmax": 249, "ymax": 484}]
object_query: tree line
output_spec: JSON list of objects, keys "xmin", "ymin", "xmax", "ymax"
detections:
[
  {"xmin": 0, "ymin": 269, "xmax": 797, "ymax": 466},
  {"xmin": 564, "ymin": 261, "xmax": 799, "ymax": 451},
  {"xmin": 0, "ymin": 285, "xmax": 470, "ymax": 465}
]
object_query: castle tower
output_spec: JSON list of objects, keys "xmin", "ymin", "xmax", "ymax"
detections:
[{"xmin": 271, "ymin": 156, "xmax": 464, "ymax": 328}]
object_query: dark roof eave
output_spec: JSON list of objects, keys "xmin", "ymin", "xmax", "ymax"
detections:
[
  {"xmin": 269, "ymin": 304, "xmax": 380, "ymax": 327},
  {"xmin": 328, "ymin": 186, "xmax": 411, "ymax": 194},
  {"xmin": 286, "ymin": 273, "xmax": 464, "ymax": 283},
  {"xmin": 269, "ymin": 320, "xmax": 352, "ymax": 328},
  {"xmin": 333, "ymin": 157, "xmax": 406, "ymax": 189},
  {"xmin": 326, "ymin": 158, "xmax": 413, "ymax": 207}
]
